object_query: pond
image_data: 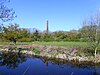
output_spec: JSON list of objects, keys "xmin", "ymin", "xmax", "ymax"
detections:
[{"xmin": 0, "ymin": 51, "xmax": 100, "ymax": 75}]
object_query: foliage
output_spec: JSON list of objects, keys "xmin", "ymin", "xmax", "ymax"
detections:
[
  {"xmin": 31, "ymin": 48, "xmax": 41, "ymax": 54},
  {"xmin": 31, "ymin": 29, "xmax": 41, "ymax": 41},
  {"xmin": 18, "ymin": 29, "xmax": 32, "ymax": 42},
  {"xmin": 1, "ymin": 24, "xmax": 32, "ymax": 44},
  {"xmin": 41, "ymin": 33, "xmax": 54, "ymax": 42},
  {"xmin": 0, "ymin": 0, "xmax": 16, "ymax": 22},
  {"xmin": 2, "ymin": 23, "xmax": 20, "ymax": 44},
  {"xmin": 81, "ymin": 12, "xmax": 100, "ymax": 58},
  {"xmin": 0, "ymin": 52, "xmax": 26, "ymax": 69},
  {"xmin": 76, "ymin": 53, "xmax": 82, "ymax": 57},
  {"xmin": 0, "ymin": 24, "xmax": 82, "ymax": 43},
  {"xmin": 0, "ymin": 0, "xmax": 16, "ymax": 43},
  {"xmin": 18, "ymin": 48, "xmax": 29, "ymax": 51},
  {"xmin": 8, "ymin": 46, "xmax": 17, "ymax": 50}
]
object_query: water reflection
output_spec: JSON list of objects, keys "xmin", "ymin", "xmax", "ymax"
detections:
[
  {"xmin": 34, "ymin": 56, "xmax": 100, "ymax": 75},
  {"xmin": 0, "ymin": 52, "xmax": 100, "ymax": 75},
  {"xmin": 0, "ymin": 51, "xmax": 26, "ymax": 69}
]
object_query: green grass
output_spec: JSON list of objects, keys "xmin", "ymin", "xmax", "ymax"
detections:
[
  {"xmin": 0, "ymin": 42, "xmax": 12, "ymax": 45},
  {"xmin": 0, "ymin": 41, "xmax": 87, "ymax": 48},
  {"xmin": 32, "ymin": 41, "xmax": 88, "ymax": 48},
  {"xmin": 33, "ymin": 42, "xmax": 100, "ymax": 50},
  {"xmin": 16, "ymin": 42, "xmax": 33, "ymax": 45},
  {"xmin": 0, "ymin": 41, "xmax": 100, "ymax": 49},
  {"xmin": 0, "ymin": 42, "xmax": 33, "ymax": 45}
]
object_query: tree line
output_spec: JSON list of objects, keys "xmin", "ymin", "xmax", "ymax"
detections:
[{"xmin": 0, "ymin": 22, "xmax": 99, "ymax": 43}]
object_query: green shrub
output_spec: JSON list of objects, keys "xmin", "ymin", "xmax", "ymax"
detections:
[
  {"xmin": 76, "ymin": 53, "xmax": 82, "ymax": 57},
  {"xmin": 8, "ymin": 46, "xmax": 17, "ymax": 50},
  {"xmin": 18, "ymin": 48, "xmax": 29, "ymax": 51},
  {"xmin": 31, "ymin": 48, "xmax": 41, "ymax": 54}
]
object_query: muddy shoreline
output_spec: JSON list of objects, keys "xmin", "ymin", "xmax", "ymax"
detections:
[{"xmin": 0, "ymin": 44, "xmax": 100, "ymax": 64}]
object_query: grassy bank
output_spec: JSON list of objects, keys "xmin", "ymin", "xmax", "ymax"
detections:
[
  {"xmin": 0, "ymin": 41, "xmax": 100, "ymax": 63},
  {"xmin": 0, "ymin": 41, "xmax": 100, "ymax": 49},
  {"xmin": 32, "ymin": 41, "xmax": 88, "ymax": 48},
  {"xmin": 0, "ymin": 41, "xmax": 87, "ymax": 47},
  {"xmin": 33, "ymin": 42, "xmax": 100, "ymax": 50},
  {"xmin": 0, "ymin": 42, "xmax": 33, "ymax": 45}
]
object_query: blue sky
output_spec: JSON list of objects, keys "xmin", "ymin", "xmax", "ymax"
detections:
[{"xmin": 5, "ymin": 0, "xmax": 100, "ymax": 31}]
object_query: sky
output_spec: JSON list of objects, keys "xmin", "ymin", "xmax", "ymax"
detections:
[{"xmin": 4, "ymin": 0, "xmax": 100, "ymax": 31}]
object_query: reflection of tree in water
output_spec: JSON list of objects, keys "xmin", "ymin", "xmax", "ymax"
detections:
[
  {"xmin": 0, "ymin": 52, "xmax": 26, "ymax": 69},
  {"xmin": 39, "ymin": 57, "xmax": 100, "ymax": 75},
  {"xmin": 93, "ymin": 66, "xmax": 99, "ymax": 75}
]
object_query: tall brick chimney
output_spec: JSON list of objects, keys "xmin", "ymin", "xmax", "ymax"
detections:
[{"xmin": 46, "ymin": 20, "xmax": 48, "ymax": 34}]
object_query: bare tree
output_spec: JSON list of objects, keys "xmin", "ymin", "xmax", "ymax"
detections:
[
  {"xmin": 94, "ymin": 12, "xmax": 100, "ymax": 58},
  {"xmin": 82, "ymin": 11, "xmax": 100, "ymax": 59},
  {"xmin": 0, "ymin": 0, "xmax": 16, "ymax": 22}
]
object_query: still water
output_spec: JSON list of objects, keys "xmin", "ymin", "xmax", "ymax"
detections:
[{"xmin": 0, "ymin": 51, "xmax": 100, "ymax": 75}]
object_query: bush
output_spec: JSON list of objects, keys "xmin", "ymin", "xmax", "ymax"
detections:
[
  {"xmin": 8, "ymin": 46, "xmax": 17, "ymax": 50},
  {"xmin": 31, "ymin": 48, "xmax": 41, "ymax": 54},
  {"xmin": 18, "ymin": 38, "xmax": 32, "ymax": 42},
  {"xmin": 76, "ymin": 53, "xmax": 82, "ymax": 57}
]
